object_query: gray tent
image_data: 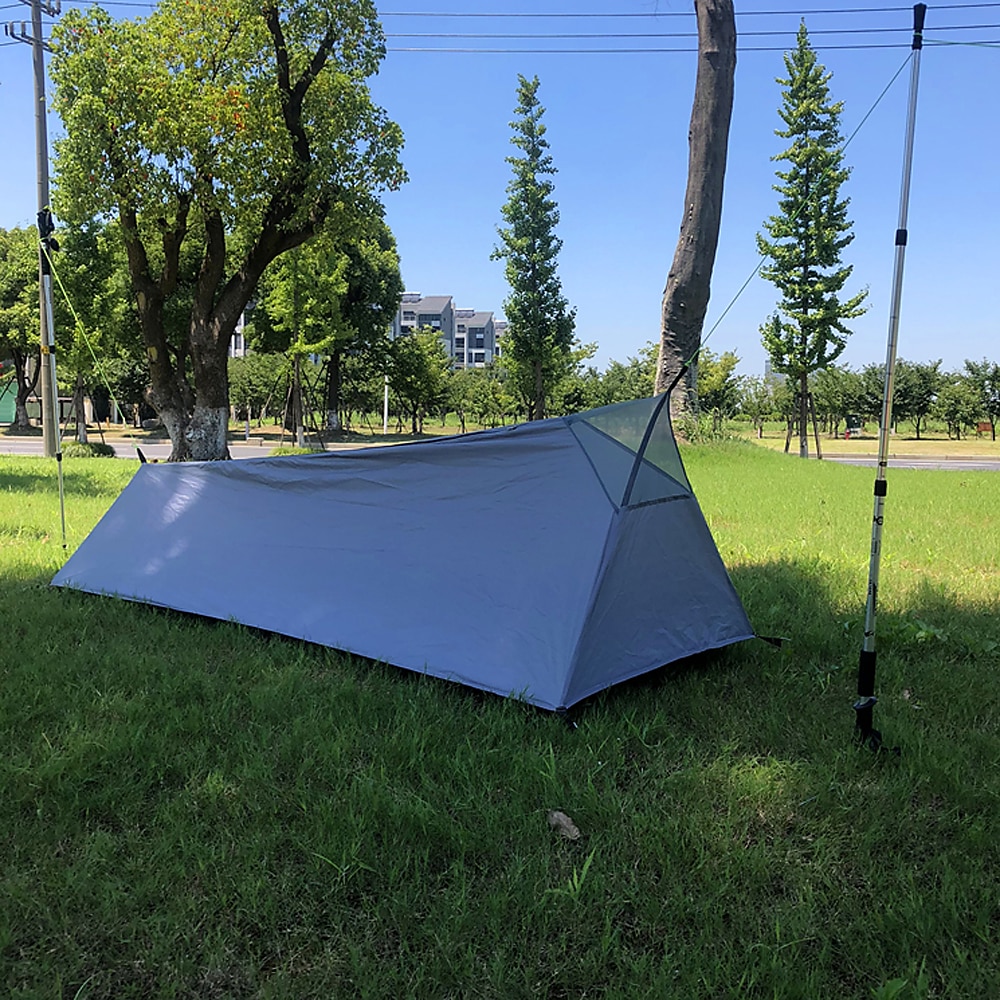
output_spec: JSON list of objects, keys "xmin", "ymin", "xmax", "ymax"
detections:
[{"xmin": 52, "ymin": 394, "xmax": 752, "ymax": 710}]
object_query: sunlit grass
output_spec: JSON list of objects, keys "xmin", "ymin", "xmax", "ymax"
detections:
[{"xmin": 1, "ymin": 448, "xmax": 997, "ymax": 999}]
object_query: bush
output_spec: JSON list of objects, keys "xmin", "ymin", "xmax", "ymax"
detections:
[
  {"xmin": 61, "ymin": 441, "xmax": 116, "ymax": 458},
  {"xmin": 268, "ymin": 445, "xmax": 324, "ymax": 456}
]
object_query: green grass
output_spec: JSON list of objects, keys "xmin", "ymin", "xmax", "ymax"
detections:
[{"xmin": 1, "ymin": 447, "xmax": 997, "ymax": 999}]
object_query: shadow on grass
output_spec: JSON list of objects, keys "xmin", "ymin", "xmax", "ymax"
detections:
[
  {"xmin": 30, "ymin": 554, "xmax": 998, "ymax": 742},
  {"xmin": 0, "ymin": 423, "xmax": 43, "ymax": 437},
  {"xmin": 5, "ymin": 555, "xmax": 997, "ymax": 998},
  {"xmin": 579, "ymin": 557, "xmax": 998, "ymax": 759}
]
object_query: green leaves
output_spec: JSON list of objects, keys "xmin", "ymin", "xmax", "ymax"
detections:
[
  {"xmin": 48, "ymin": 0, "xmax": 406, "ymax": 458},
  {"xmin": 493, "ymin": 75, "xmax": 575, "ymax": 420},
  {"xmin": 757, "ymin": 23, "xmax": 867, "ymax": 385},
  {"xmin": 0, "ymin": 227, "xmax": 38, "ymax": 352}
]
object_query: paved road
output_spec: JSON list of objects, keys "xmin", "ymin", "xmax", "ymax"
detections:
[
  {"xmin": 0, "ymin": 437, "xmax": 280, "ymax": 461},
  {"xmin": 825, "ymin": 455, "xmax": 1000, "ymax": 472},
  {"xmin": 3, "ymin": 436, "xmax": 999, "ymax": 471}
]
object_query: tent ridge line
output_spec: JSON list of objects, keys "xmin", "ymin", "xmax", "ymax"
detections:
[
  {"xmin": 622, "ymin": 393, "xmax": 672, "ymax": 507},
  {"xmin": 559, "ymin": 509, "xmax": 624, "ymax": 709}
]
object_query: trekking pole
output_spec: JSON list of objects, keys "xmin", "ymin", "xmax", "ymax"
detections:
[{"xmin": 855, "ymin": 3, "xmax": 926, "ymax": 751}]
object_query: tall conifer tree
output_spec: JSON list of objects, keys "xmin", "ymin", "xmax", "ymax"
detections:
[
  {"xmin": 757, "ymin": 24, "xmax": 867, "ymax": 457},
  {"xmin": 493, "ymin": 75, "xmax": 575, "ymax": 421}
]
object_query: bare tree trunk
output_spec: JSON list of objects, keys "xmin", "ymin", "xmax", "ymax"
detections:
[
  {"xmin": 73, "ymin": 373, "xmax": 88, "ymax": 444},
  {"xmin": 293, "ymin": 355, "xmax": 305, "ymax": 449},
  {"xmin": 799, "ymin": 374, "xmax": 809, "ymax": 458},
  {"xmin": 10, "ymin": 348, "xmax": 39, "ymax": 432},
  {"xmin": 325, "ymin": 348, "xmax": 342, "ymax": 432},
  {"xmin": 655, "ymin": 0, "xmax": 736, "ymax": 427}
]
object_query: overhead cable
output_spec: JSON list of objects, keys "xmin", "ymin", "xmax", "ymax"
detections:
[
  {"xmin": 377, "ymin": 3, "xmax": 1000, "ymax": 17},
  {"xmin": 386, "ymin": 24, "xmax": 999, "ymax": 39}
]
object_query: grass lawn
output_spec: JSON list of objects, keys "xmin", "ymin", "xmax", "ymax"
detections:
[
  {"xmin": 1, "ymin": 445, "xmax": 997, "ymax": 999},
  {"xmin": 738, "ymin": 419, "xmax": 1000, "ymax": 459}
]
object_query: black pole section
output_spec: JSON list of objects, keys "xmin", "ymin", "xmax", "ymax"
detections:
[{"xmin": 855, "ymin": 4, "xmax": 925, "ymax": 750}]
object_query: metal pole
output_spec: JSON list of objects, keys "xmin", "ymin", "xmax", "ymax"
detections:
[
  {"xmin": 28, "ymin": 0, "xmax": 60, "ymax": 458},
  {"xmin": 855, "ymin": 3, "xmax": 926, "ymax": 748},
  {"xmin": 383, "ymin": 375, "xmax": 389, "ymax": 434}
]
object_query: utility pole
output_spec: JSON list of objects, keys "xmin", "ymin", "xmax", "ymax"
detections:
[{"xmin": 6, "ymin": 0, "xmax": 62, "ymax": 457}]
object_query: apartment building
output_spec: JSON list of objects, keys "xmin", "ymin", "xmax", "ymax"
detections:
[{"xmin": 393, "ymin": 293, "xmax": 502, "ymax": 368}]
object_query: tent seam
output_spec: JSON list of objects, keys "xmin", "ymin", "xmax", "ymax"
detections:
[{"xmin": 558, "ymin": 508, "xmax": 622, "ymax": 710}]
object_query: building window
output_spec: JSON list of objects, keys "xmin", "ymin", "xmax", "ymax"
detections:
[
  {"xmin": 474, "ymin": 352, "xmax": 485, "ymax": 364},
  {"xmin": 455, "ymin": 338, "xmax": 465, "ymax": 349},
  {"xmin": 457, "ymin": 325, "xmax": 466, "ymax": 333},
  {"xmin": 403, "ymin": 311, "xmax": 415, "ymax": 322}
]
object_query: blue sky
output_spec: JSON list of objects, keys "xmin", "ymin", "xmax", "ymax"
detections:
[{"xmin": 2, "ymin": 1, "xmax": 996, "ymax": 376}]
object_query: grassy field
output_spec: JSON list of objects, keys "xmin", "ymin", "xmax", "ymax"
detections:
[{"xmin": 1, "ymin": 446, "xmax": 997, "ymax": 999}]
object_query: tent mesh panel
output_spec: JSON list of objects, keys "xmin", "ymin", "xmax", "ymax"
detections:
[{"xmin": 567, "ymin": 396, "xmax": 690, "ymax": 507}]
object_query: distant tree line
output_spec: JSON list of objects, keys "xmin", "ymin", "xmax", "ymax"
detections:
[
  {"xmin": 5, "ymin": 220, "xmax": 997, "ymax": 442},
  {"xmin": 691, "ymin": 355, "xmax": 1000, "ymax": 442}
]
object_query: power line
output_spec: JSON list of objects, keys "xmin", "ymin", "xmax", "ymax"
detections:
[
  {"xmin": 928, "ymin": 34, "xmax": 1000, "ymax": 43},
  {"xmin": 384, "ymin": 39, "xmax": 990, "ymax": 53},
  {"xmin": 378, "ymin": 3, "xmax": 1000, "ymax": 16},
  {"xmin": 385, "ymin": 24, "xmax": 999, "ymax": 39},
  {"xmin": 698, "ymin": 50, "xmax": 914, "ymax": 352}
]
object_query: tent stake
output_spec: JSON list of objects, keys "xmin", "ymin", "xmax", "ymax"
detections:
[{"xmin": 855, "ymin": 3, "xmax": 926, "ymax": 752}]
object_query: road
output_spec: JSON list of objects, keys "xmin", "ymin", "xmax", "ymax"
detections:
[
  {"xmin": 0, "ymin": 437, "xmax": 281, "ymax": 461},
  {"xmin": 2, "ymin": 436, "xmax": 999, "ymax": 471},
  {"xmin": 825, "ymin": 455, "xmax": 1000, "ymax": 472}
]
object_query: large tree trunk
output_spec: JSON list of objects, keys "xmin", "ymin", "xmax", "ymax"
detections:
[
  {"xmin": 654, "ymin": 0, "xmax": 736, "ymax": 425},
  {"xmin": 121, "ymin": 195, "xmax": 313, "ymax": 461}
]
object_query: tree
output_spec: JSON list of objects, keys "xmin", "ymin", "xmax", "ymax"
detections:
[
  {"xmin": 857, "ymin": 363, "xmax": 886, "ymax": 426},
  {"xmin": 51, "ymin": 0, "xmax": 405, "ymax": 460},
  {"xmin": 256, "ymin": 217, "xmax": 401, "ymax": 431},
  {"xmin": 0, "ymin": 227, "xmax": 40, "ymax": 430},
  {"xmin": 963, "ymin": 358, "xmax": 1000, "ymax": 440},
  {"xmin": 228, "ymin": 352, "xmax": 284, "ymax": 425},
  {"xmin": 389, "ymin": 329, "xmax": 450, "ymax": 434},
  {"xmin": 757, "ymin": 23, "xmax": 867, "ymax": 458},
  {"xmin": 602, "ymin": 342, "xmax": 658, "ymax": 405},
  {"xmin": 696, "ymin": 349, "xmax": 741, "ymax": 431},
  {"xmin": 654, "ymin": 0, "xmax": 736, "ymax": 421},
  {"xmin": 52, "ymin": 219, "xmax": 143, "ymax": 441},
  {"xmin": 492, "ymin": 75, "xmax": 575, "ymax": 421},
  {"xmin": 101, "ymin": 356, "xmax": 152, "ymax": 426},
  {"xmin": 327, "ymin": 222, "xmax": 403, "ymax": 429},
  {"xmin": 468, "ymin": 363, "xmax": 516, "ymax": 428},
  {"xmin": 893, "ymin": 359, "xmax": 943, "ymax": 439},
  {"xmin": 934, "ymin": 374, "xmax": 981, "ymax": 440},
  {"xmin": 549, "ymin": 342, "xmax": 602, "ymax": 417},
  {"xmin": 739, "ymin": 376, "xmax": 777, "ymax": 438},
  {"xmin": 811, "ymin": 363, "xmax": 860, "ymax": 437}
]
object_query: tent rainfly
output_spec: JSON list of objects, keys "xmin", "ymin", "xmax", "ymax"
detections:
[{"xmin": 52, "ymin": 395, "xmax": 753, "ymax": 710}]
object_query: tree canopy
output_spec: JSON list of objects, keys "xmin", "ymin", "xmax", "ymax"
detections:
[
  {"xmin": 253, "ymin": 217, "xmax": 402, "ymax": 429},
  {"xmin": 0, "ymin": 227, "xmax": 41, "ymax": 429},
  {"xmin": 757, "ymin": 23, "xmax": 867, "ymax": 457},
  {"xmin": 50, "ymin": 0, "xmax": 405, "ymax": 460},
  {"xmin": 492, "ymin": 75, "xmax": 575, "ymax": 421}
]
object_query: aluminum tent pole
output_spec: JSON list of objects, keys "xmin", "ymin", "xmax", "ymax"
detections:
[{"xmin": 855, "ymin": 3, "xmax": 926, "ymax": 749}]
